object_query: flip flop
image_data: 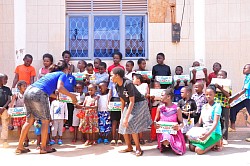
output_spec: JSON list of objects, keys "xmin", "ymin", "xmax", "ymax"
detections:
[
  {"xmin": 15, "ymin": 148, "xmax": 31, "ymax": 155},
  {"xmin": 119, "ymin": 148, "xmax": 133, "ymax": 153},
  {"xmin": 40, "ymin": 148, "xmax": 57, "ymax": 154},
  {"xmin": 135, "ymin": 150, "xmax": 143, "ymax": 157}
]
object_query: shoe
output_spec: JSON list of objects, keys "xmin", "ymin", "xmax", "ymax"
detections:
[
  {"xmin": 139, "ymin": 139, "xmax": 145, "ymax": 145},
  {"xmin": 8, "ymin": 125, "xmax": 14, "ymax": 130},
  {"xmin": 110, "ymin": 140, "xmax": 116, "ymax": 146},
  {"xmin": 246, "ymin": 138, "xmax": 250, "ymax": 142},
  {"xmin": 135, "ymin": 150, "xmax": 144, "ymax": 157},
  {"xmin": 117, "ymin": 140, "xmax": 123, "ymax": 146},
  {"xmin": 223, "ymin": 139, "xmax": 228, "ymax": 145},
  {"xmin": 97, "ymin": 138, "xmax": 103, "ymax": 144},
  {"xmin": 228, "ymin": 127, "xmax": 236, "ymax": 132},
  {"xmin": 69, "ymin": 126, "xmax": 74, "ymax": 132},
  {"xmin": 49, "ymin": 139, "xmax": 56, "ymax": 145},
  {"xmin": 15, "ymin": 148, "xmax": 30, "ymax": 155},
  {"xmin": 92, "ymin": 141, "xmax": 97, "ymax": 145},
  {"xmin": 3, "ymin": 142, "xmax": 9, "ymax": 148},
  {"xmin": 62, "ymin": 127, "xmax": 66, "ymax": 132},
  {"xmin": 103, "ymin": 139, "xmax": 109, "ymax": 145},
  {"xmin": 84, "ymin": 140, "xmax": 92, "ymax": 146},
  {"xmin": 65, "ymin": 124, "xmax": 69, "ymax": 129},
  {"xmin": 57, "ymin": 139, "xmax": 63, "ymax": 145}
]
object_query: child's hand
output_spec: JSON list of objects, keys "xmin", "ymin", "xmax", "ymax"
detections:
[
  {"xmin": 184, "ymin": 79, "xmax": 188, "ymax": 85},
  {"xmin": 176, "ymin": 79, "xmax": 181, "ymax": 84},
  {"xmin": 192, "ymin": 69, "xmax": 197, "ymax": 75},
  {"xmin": 123, "ymin": 118, "xmax": 129, "ymax": 128},
  {"xmin": 203, "ymin": 68, "xmax": 207, "ymax": 75},
  {"xmin": 150, "ymin": 96, "xmax": 155, "ymax": 100},
  {"xmin": 154, "ymin": 121, "xmax": 160, "ymax": 129},
  {"xmin": 142, "ymin": 74, "xmax": 149, "ymax": 80},
  {"xmin": 172, "ymin": 124, "xmax": 180, "ymax": 131}
]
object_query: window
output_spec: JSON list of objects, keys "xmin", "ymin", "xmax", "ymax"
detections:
[{"xmin": 66, "ymin": 0, "xmax": 148, "ymax": 60}]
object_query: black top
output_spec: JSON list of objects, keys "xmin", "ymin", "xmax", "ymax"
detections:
[
  {"xmin": 152, "ymin": 64, "xmax": 171, "ymax": 78},
  {"xmin": 177, "ymin": 98, "xmax": 197, "ymax": 119},
  {"xmin": 115, "ymin": 78, "xmax": 145, "ymax": 103},
  {"xmin": 0, "ymin": 86, "xmax": 12, "ymax": 108}
]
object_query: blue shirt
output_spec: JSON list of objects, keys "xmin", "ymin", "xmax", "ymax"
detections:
[
  {"xmin": 32, "ymin": 71, "xmax": 67, "ymax": 95},
  {"xmin": 244, "ymin": 74, "xmax": 250, "ymax": 99},
  {"xmin": 64, "ymin": 74, "xmax": 76, "ymax": 92},
  {"xmin": 108, "ymin": 80, "xmax": 119, "ymax": 98}
]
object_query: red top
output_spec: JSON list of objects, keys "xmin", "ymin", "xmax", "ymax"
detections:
[
  {"xmin": 107, "ymin": 64, "xmax": 125, "ymax": 74},
  {"xmin": 94, "ymin": 68, "xmax": 99, "ymax": 73},
  {"xmin": 207, "ymin": 72, "xmax": 217, "ymax": 85}
]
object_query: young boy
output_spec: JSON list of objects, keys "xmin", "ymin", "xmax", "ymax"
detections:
[
  {"xmin": 230, "ymin": 64, "xmax": 250, "ymax": 141},
  {"xmin": 191, "ymin": 82, "xmax": 207, "ymax": 124},
  {"xmin": 93, "ymin": 62, "xmax": 109, "ymax": 85},
  {"xmin": 94, "ymin": 58, "xmax": 101, "ymax": 73},
  {"xmin": 214, "ymin": 70, "xmax": 231, "ymax": 145},
  {"xmin": 177, "ymin": 86, "xmax": 197, "ymax": 137},
  {"xmin": 207, "ymin": 62, "xmax": 222, "ymax": 86},
  {"xmin": 0, "ymin": 73, "xmax": 12, "ymax": 148},
  {"xmin": 190, "ymin": 61, "xmax": 208, "ymax": 85},
  {"xmin": 174, "ymin": 66, "xmax": 188, "ymax": 102},
  {"xmin": 12, "ymin": 54, "xmax": 36, "ymax": 88},
  {"xmin": 62, "ymin": 50, "xmax": 75, "ymax": 73},
  {"xmin": 125, "ymin": 60, "xmax": 134, "ymax": 81}
]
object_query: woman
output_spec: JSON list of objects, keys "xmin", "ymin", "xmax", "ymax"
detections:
[
  {"xmin": 188, "ymin": 84, "xmax": 222, "ymax": 155},
  {"xmin": 110, "ymin": 67, "xmax": 152, "ymax": 157},
  {"xmin": 15, "ymin": 60, "xmax": 77, "ymax": 155}
]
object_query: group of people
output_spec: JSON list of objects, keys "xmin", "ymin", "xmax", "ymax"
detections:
[{"xmin": 0, "ymin": 50, "xmax": 249, "ymax": 156}]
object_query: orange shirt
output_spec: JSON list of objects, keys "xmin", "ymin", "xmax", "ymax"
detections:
[{"xmin": 15, "ymin": 64, "xmax": 36, "ymax": 85}]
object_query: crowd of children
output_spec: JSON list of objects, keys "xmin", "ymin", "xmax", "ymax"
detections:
[{"xmin": 0, "ymin": 50, "xmax": 250, "ymax": 156}]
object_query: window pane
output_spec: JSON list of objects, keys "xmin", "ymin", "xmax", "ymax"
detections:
[
  {"xmin": 69, "ymin": 16, "xmax": 88, "ymax": 58},
  {"xmin": 125, "ymin": 16, "xmax": 145, "ymax": 57},
  {"xmin": 94, "ymin": 16, "xmax": 120, "ymax": 57}
]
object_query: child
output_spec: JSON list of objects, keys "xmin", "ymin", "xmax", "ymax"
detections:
[
  {"xmin": 3, "ymin": 74, "xmax": 8, "ymax": 86},
  {"xmin": 9, "ymin": 81, "xmax": 29, "ymax": 147},
  {"xmin": 72, "ymin": 82, "xmax": 85, "ymax": 143},
  {"xmin": 38, "ymin": 53, "xmax": 54, "ymax": 79},
  {"xmin": 12, "ymin": 54, "xmax": 36, "ymax": 88},
  {"xmin": 135, "ymin": 58, "xmax": 147, "ymax": 71},
  {"xmin": 230, "ymin": 64, "xmax": 250, "ymax": 140},
  {"xmin": 189, "ymin": 85, "xmax": 222, "ymax": 155},
  {"xmin": 191, "ymin": 82, "xmax": 207, "ymax": 124},
  {"xmin": 214, "ymin": 70, "xmax": 231, "ymax": 145},
  {"xmin": 174, "ymin": 66, "xmax": 188, "ymax": 102},
  {"xmin": 93, "ymin": 62, "xmax": 109, "ymax": 85},
  {"xmin": 207, "ymin": 62, "xmax": 222, "ymax": 86},
  {"xmin": 0, "ymin": 73, "xmax": 12, "ymax": 148},
  {"xmin": 107, "ymin": 52, "xmax": 125, "ymax": 74},
  {"xmin": 50, "ymin": 91, "xmax": 68, "ymax": 145},
  {"xmin": 94, "ymin": 58, "xmax": 101, "ymax": 73},
  {"xmin": 152, "ymin": 53, "xmax": 171, "ymax": 89},
  {"xmin": 79, "ymin": 84, "xmax": 99, "ymax": 145},
  {"xmin": 190, "ymin": 61, "xmax": 208, "ymax": 86},
  {"xmin": 177, "ymin": 86, "xmax": 197, "ymax": 137},
  {"xmin": 132, "ymin": 74, "xmax": 149, "ymax": 145},
  {"xmin": 125, "ymin": 60, "xmax": 134, "ymax": 81},
  {"xmin": 77, "ymin": 60, "xmax": 87, "ymax": 74},
  {"xmin": 154, "ymin": 88, "xmax": 186, "ymax": 155},
  {"xmin": 63, "ymin": 65, "xmax": 76, "ymax": 131},
  {"xmin": 149, "ymin": 81, "xmax": 161, "ymax": 142},
  {"xmin": 62, "ymin": 50, "xmax": 75, "ymax": 73},
  {"xmin": 97, "ymin": 82, "xmax": 111, "ymax": 145},
  {"xmin": 108, "ymin": 79, "xmax": 123, "ymax": 146}
]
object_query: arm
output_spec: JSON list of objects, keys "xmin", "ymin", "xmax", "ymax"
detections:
[
  {"xmin": 30, "ymin": 76, "xmax": 35, "ymax": 84},
  {"xmin": 154, "ymin": 106, "xmax": 160, "ymax": 122},
  {"xmin": 229, "ymin": 88, "xmax": 246, "ymax": 103},
  {"xmin": 191, "ymin": 69, "xmax": 197, "ymax": 84},
  {"xmin": 8, "ymin": 94, "xmax": 17, "ymax": 108},
  {"xmin": 122, "ymin": 96, "xmax": 135, "ymax": 128},
  {"xmin": 64, "ymin": 103, "xmax": 68, "ymax": 120},
  {"xmin": 57, "ymin": 80, "xmax": 77, "ymax": 104},
  {"xmin": 12, "ymin": 73, "xmax": 19, "ymax": 88},
  {"xmin": 120, "ymin": 97, "xmax": 125, "ymax": 113},
  {"xmin": 172, "ymin": 107, "xmax": 184, "ymax": 131},
  {"xmin": 50, "ymin": 102, "xmax": 54, "ymax": 120},
  {"xmin": 203, "ymin": 68, "xmax": 208, "ymax": 84},
  {"xmin": 215, "ymin": 84, "xmax": 231, "ymax": 98},
  {"xmin": 174, "ymin": 79, "xmax": 181, "ymax": 90}
]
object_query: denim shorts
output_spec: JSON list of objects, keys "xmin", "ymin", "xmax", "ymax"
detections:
[{"xmin": 24, "ymin": 86, "xmax": 50, "ymax": 120}]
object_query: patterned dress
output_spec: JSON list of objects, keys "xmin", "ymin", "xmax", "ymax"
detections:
[
  {"xmin": 157, "ymin": 104, "xmax": 186, "ymax": 155},
  {"xmin": 79, "ymin": 96, "xmax": 99, "ymax": 133},
  {"xmin": 13, "ymin": 92, "xmax": 26, "ymax": 127}
]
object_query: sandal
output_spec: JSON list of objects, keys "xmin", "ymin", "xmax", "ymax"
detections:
[
  {"xmin": 24, "ymin": 140, "xmax": 29, "ymax": 147},
  {"xmin": 110, "ymin": 140, "xmax": 116, "ymax": 146},
  {"xmin": 84, "ymin": 140, "xmax": 92, "ymax": 146},
  {"xmin": 139, "ymin": 139, "xmax": 145, "ymax": 145},
  {"xmin": 119, "ymin": 148, "xmax": 133, "ymax": 153},
  {"xmin": 40, "ymin": 148, "xmax": 57, "ymax": 154},
  {"xmin": 15, "ymin": 148, "xmax": 31, "ymax": 155},
  {"xmin": 117, "ymin": 140, "xmax": 123, "ymax": 146},
  {"xmin": 135, "ymin": 150, "xmax": 143, "ymax": 157}
]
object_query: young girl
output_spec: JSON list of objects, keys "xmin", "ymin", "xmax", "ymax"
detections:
[
  {"xmin": 77, "ymin": 60, "xmax": 87, "ymax": 74},
  {"xmin": 94, "ymin": 58, "xmax": 101, "ymax": 73},
  {"xmin": 38, "ymin": 54, "xmax": 53, "ymax": 79},
  {"xmin": 135, "ymin": 58, "xmax": 150, "ymax": 84},
  {"xmin": 189, "ymin": 84, "xmax": 222, "ymax": 155},
  {"xmin": 152, "ymin": 53, "xmax": 171, "ymax": 89},
  {"xmin": 72, "ymin": 82, "xmax": 85, "ymax": 143},
  {"xmin": 174, "ymin": 66, "xmax": 188, "ymax": 102},
  {"xmin": 79, "ymin": 84, "xmax": 99, "ymax": 145},
  {"xmin": 190, "ymin": 61, "xmax": 208, "ymax": 87},
  {"xmin": 132, "ymin": 74, "xmax": 149, "ymax": 145},
  {"xmin": 107, "ymin": 52, "xmax": 125, "ymax": 74},
  {"xmin": 9, "ymin": 81, "xmax": 29, "ymax": 146},
  {"xmin": 62, "ymin": 50, "xmax": 75, "ymax": 73},
  {"xmin": 207, "ymin": 62, "xmax": 221, "ymax": 86},
  {"xmin": 97, "ymin": 82, "xmax": 111, "ymax": 144},
  {"xmin": 125, "ymin": 60, "xmax": 134, "ymax": 81},
  {"xmin": 154, "ymin": 88, "xmax": 186, "ymax": 155}
]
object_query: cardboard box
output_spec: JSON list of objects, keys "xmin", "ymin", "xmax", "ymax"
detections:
[
  {"xmin": 211, "ymin": 78, "xmax": 231, "ymax": 93},
  {"xmin": 108, "ymin": 102, "xmax": 122, "ymax": 111},
  {"xmin": 189, "ymin": 66, "xmax": 205, "ymax": 79},
  {"xmin": 72, "ymin": 73, "xmax": 87, "ymax": 81},
  {"xmin": 173, "ymin": 75, "xmax": 190, "ymax": 82},
  {"xmin": 155, "ymin": 121, "xmax": 178, "ymax": 134},
  {"xmin": 150, "ymin": 89, "xmax": 165, "ymax": 97},
  {"xmin": 230, "ymin": 93, "xmax": 247, "ymax": 107},
  {"xmin": 155, "ymin": 76, "xmax": 173, "ymax": 84},
  {"xmin": 186, "ymin": 127, "xmax": 211, "ymax": 144},
  {"xmin": 8, "ymin": 107, "xmax": 26, "ymax": 117},
  {"xmin": 135, "ymin": 71, "xmax": 152, "ymax": 79},
  {"xmin": 59, "ymin": 92, "xmax": 80, "ymax": 103}
]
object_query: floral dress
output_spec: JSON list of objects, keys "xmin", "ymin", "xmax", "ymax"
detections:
[{"xmin": 78, "ymin": 96, "xmax": 99, "ymax": 133}]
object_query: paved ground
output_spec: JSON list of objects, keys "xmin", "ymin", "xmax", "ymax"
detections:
[{"xmin": 1, "ymin": 128, "xmax": 250, "ymax": 165}]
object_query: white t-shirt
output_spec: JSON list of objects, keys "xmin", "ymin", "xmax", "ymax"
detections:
[
  {"xmin": 125, "ymin": 72, "xmax": 134, "ymax": 81},
  {"xmin": 98, "ymin": 94, "xmax": 109, "ymax": 112},
  {"xmin": 50, "ymin": 100, "xmax": 68, "ymax": 120},
  {"xmin": 135, "ymin": 83, "xmax": 148, "ymax": 96}
]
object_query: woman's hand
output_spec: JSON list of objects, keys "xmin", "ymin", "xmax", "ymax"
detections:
[
  {"xmin": 70, "ymin": 94, "xmax": 78, "ymax": 104},
  {"xmin": 123, "ymin": 118, "xmax": 129, "ymax": 128}
]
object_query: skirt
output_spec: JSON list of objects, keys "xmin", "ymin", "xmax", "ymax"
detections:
[{"xmin": 118, "ymin": 100, "xmax": 152, "ymax": 134}]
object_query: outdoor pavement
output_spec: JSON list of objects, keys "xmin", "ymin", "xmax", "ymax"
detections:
[{"xmin": 0, "ymin": 128, "xmax": 250, "ymax": 165}]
